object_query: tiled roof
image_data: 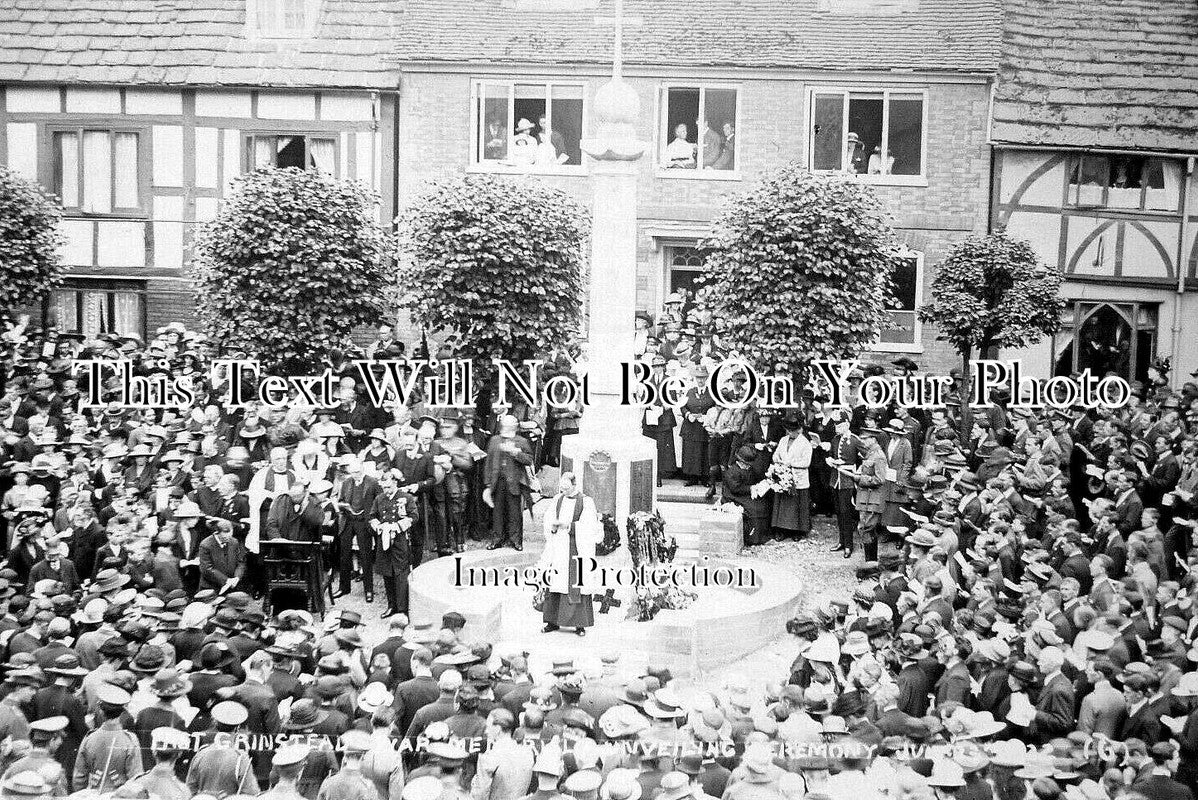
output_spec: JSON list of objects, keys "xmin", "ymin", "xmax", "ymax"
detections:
[
  {"xmin": 991, "ymin": 0, "xmax": 1198, "ymax": 153},
  {"xmin": 390, "ymin": 0, "xmax": 1001, "ymax": 74},
  {"xmin": 0, "ymin": 0, "xmax": 403, "ymax": 89}
]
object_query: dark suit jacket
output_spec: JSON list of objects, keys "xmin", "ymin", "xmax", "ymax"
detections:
[
  {"xmin": 6, "ymin": 542, "xmax": 44, "ymax": 585},
  {"xmin": 1048, "ymin": 610, "xmax": 1076, "ymax": 646},
  {"xmin": 935, "ymin": 661, "xmax": 973, "ymax": 708},
  {"xmin": 875, "ymin": 707, "xmax": 929, "ymax": 739},
  {"xmin": 392, "ymin": 450, "xmax": 438, "ymax": 495},
  {"xmin": 197, "ymin": 534, "xmax": 247, "ymax": 590},
  {"xmin": 338, "ymin": 475, "xmax": 380, "ymax": 520},
  {"xmin": 974, "ymin": 668, "xmax": 1011, "ymax": 717},
  {"xmin": 266, "ymin": 670, "xmax": 303, "ymax": 703},
  {"xmin": 27, "ymin": 558, "xmax": 82, "ymax": 595},
  {"xmin": 90, "ymin": 543, "xmax": 128, "ymax": 579},
  {"xmin": 173, "ymin": 525, "xmax": 205, "ymax": 562},
  {"xmin": 233, "ymin": 681, "xmax": 281, "ymax": 734},
  {"xmin": 1119, "ymin": 701, "xmax": 1164, "ymax": 745},
  {"xmin": 897, "ymin": 662, "xmax": 933, "ymax": 718},
  {"xmin": 194, "ymin": 485, "xmax": 223, "ymax": 517},
  {"xmin": 394, "ymin": 675, "xmax": 440, "ymax": 735},
  {"xmin": 1142, "ymin": 453, "xmax": 1181, "ymax": 504},
  {"xmin": 722, "ymin": 462, "xmax": 767, "ymax": 517},
  {"xmin": 1134, "ymin": 774, "xmax": 1195, "ymax": 800},
  {"xmin": 484, "ymin": 435, "xmax": 533, "ymax": 494},
  {"xmin": 335, "ymin": 401, "xmax": 372, "ymax": 451},
  {"xmin": 1116, "ymin": 490, "xmax": 1145, "ymax": 535},
  {"xmin": 1060, "ymin": 553, "xmax": 1093, "ymax": 596},
  {"xmin": 736, "ymin": 416, "xmax": 784, "ymax": 475},
  {"xmin": 266, "ymin": 496, "xmax": 324, "ymax": 541},
  {"xmin": 1031, "ymin": 673, "xmax": 1076, "ymax": 743}
]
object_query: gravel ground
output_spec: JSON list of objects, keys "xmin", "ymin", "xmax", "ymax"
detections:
[{"xmin": 742, "ymin": 514, "xmax": 859, "ymax": 603}]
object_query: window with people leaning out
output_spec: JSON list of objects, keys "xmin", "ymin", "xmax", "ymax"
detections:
[
  {"xmin": 474, "ymin": 81, "xmax": 584, "ymax": 170},
  {"xmin": 246, "ymin": 134, "xmax": 338, "ymax": 174},
  {"xmin": 1067, "ymin": 154, "xmax": 1182, "ymax": 212},
  {"xmin": 661, "ymin": 86, "xmax": 738, "ymax": 173},
  {"xmin": 809, "ymin": 89, "xmax": 926, "ymax": 179}
]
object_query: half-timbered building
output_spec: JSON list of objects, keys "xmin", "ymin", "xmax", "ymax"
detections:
[
  {"xmin": 991, "ymin": 0, "xmax": 1198, "ymax": 384},
  {"xmin": 0, "ymin": 0, "xmax": 401, "ymax": 338}
]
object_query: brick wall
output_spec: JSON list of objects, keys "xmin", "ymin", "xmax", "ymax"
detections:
[
  {"xmin": 145, "ymin": 281, "xmax": 199, "ymax": 334},
  {"xmin": 396, "ymin": 69, "xmax": 993, "ymax": 376}
]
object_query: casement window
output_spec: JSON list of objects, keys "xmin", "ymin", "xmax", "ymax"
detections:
[
  {"xmin": 664, "ymin": 245, "xmax": 708, "ymax": 301},
  {"xmin": 660, "ymin": 86, "xmax": 739, "ymax": 174},
  {"xmin": 246, "ymin": 134, "xmax": 338, "ymax": 175},
  {"xmin": 51, "ymin": 281, "xmax": 146, "ymax": 338},
  {"xmin": 809, "ymin": 89, "xmax": 926, "ymax": 180},
  {"xmin": 51, "ymin": 129, "xmax": 144, "ymax": 215},
  {"xmin": 249, "ymin": 0, "xmax": 319, "ymax": 37},
  {"xmin": 1067, "ymin": 154, "xmax": 1183, "ymax": 212},
  {"xmin": 472, "ymin": 81, "xmax": 585, "ymax": 171},
  {"xmin": 876, "ymin": 252, "xmax": 923, "ymax": 351}
]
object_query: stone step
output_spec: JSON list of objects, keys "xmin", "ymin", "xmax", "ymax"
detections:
[
  {"xmin": 657, "ymin": 483, "xmax": 714, "ymax": 504},
  {"xmin": 658, "ymin": 501, "xmax": 743, "ymax": 556},
  {"xmin": 516, "ymin": 497, "xmax": 742, "ymax": 557}
]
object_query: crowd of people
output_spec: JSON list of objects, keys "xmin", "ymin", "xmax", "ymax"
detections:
[{"xmin": 3, "ymin": 308, "xmax": 1198, "ymax": 800}]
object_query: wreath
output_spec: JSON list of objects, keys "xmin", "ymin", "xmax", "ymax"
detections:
[
  {"xmin": 626, "ymin": 510, "xmax": 695, "ymax": 621},
  {"xmin": 595, "ymin": 513, "xmax": 622, "ymax": 556}
]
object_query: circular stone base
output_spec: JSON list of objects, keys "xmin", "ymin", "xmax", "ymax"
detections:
[{"xmin": 408, "ymin": 546, "xmax": 804, "ymax": 677}]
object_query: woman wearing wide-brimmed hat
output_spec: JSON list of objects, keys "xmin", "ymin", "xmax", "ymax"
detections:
[{"xmin": 6, "ymin": 508, "xmax": 48, "ymax": 585}]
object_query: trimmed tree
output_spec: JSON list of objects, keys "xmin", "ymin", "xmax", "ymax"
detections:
[
  {"xmin": 698, "ymin": 165, "xmax": 900, "ymax": 387},
  {"xmin": 191, "ymin": 168, "xmax": 388, "ymax": 373},
  {"xmin": 0, "ymin": 167, "xmax": 63, "ymax": 388},
  {"xmin": 921, "ymin": 230, "xmax": 1065, "ymax": 435},
  {"xmin": 395, "ymin": 174, "xmax": 589, "ymax": 390},
  {"xmin": 0, "ymin": 166, "xmax": 64, "ymax": 319}
]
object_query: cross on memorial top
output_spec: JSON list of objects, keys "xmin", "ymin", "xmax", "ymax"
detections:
[{"xmin": 593, "ymin": 0, "xmax": 642, "ymax": 79}]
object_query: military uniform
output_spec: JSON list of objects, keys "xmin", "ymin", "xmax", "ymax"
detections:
[
  {"xmin": 2, "ymin": 747, "xmax": 68, "ymax": 797},
  {"xmin": 262, "ymin": 781, "xmax": 312, "ymax": 800},
  {"xmin": 317, "ymin": 766, "xmax": 379, "ymax": 800},
  {"xmin": 261, "ymin": 742, "xmax": 316, "ymax": 800},
  {"xmin": 370, "ymin": 487, "xmax": 415, "ymax": 615},
  {"xmin": 72, "ymin": 724, "xmax": 143, "ymax": 793},
  {"xmin": 186, "ymin": 743, "xmax": 260, "ymax": 797},
  {"xmin": 123, "ymin": 763, "xmax": 191, "ymax": 800}
]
